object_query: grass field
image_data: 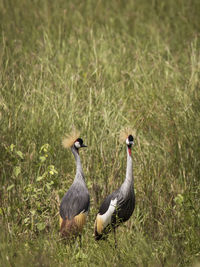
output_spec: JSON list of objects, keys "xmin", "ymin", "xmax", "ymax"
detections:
[{"xmin": 0, "ymin": 0, "xmax": 200, "ymax": 266}]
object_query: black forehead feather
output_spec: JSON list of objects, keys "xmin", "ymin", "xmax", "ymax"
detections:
[
  {"xmin": 76, "ymin": 138, "xmax": 83, "ymax": 145},
  {"xmin": 128, "ymin": 135, "xmax": 134, "ymax": 141}
]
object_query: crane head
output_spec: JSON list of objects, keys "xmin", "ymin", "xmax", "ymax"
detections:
[
  {"xmin": 126, "ymin": 135, "xmax": 134, "ymax": 156},
  {"xmin": 74, "ymin": 138, "xmax": 87, "ymax": 149},
  {"xmin": 62, "ymin": 129, "xmax": 86, "ymax": 150},
  {"xmin": 126, "ymin": 135, "xmax": 134, "ymax": 147}
]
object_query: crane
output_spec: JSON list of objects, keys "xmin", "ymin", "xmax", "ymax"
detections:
[
  {"xmin": 59, "ymin": 130, "xmax": 90, "ymax": 244},
  {"xmin": 94, "ymin": 131, "xmax": 135, "ymax": 247}
]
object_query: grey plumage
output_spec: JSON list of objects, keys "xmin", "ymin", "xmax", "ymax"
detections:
[
  {"xmin": 98, "ymin": 187, "xmax": 135, "ymax": 225},
  {"xmin": 60, "ymin": 176, "xmax": 90, "ymax": 220},
  {"xmin": 59, "ymin": 138, "xmax": 90, "ymax": 239}
]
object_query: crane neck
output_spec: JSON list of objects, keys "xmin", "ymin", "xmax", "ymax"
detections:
[
  {"xmin": 71, "ymin": 146, "xmax": 85, "ymax": 181},
  {"xmin": 119, "ymin": 146, "xmax": 134, "ymax": 197},
  {"xmin": 125, "ymin": 146, "xmax": 133, "ymax": 185}
]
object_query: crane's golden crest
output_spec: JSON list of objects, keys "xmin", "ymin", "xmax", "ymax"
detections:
[
  {"xmin": 119, "ymin": 127, "xmax": 135, "ymax": 143},
  {"xmin": 62, "ymin": 129, "xmax": 80, "ymax": 148}
]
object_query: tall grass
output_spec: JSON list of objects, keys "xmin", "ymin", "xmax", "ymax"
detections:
[{"xmin": 0, "ymin": 0, "xmax": 200, "ymax": 266}]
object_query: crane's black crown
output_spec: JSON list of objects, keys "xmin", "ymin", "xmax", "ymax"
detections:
[
  {"xmin": 127, "ymin": 135, "xmax": 134, "ymax": 148},
  {"xmin": 76, "ymin": 138, "xmax": 83, "ymax": 145},
  {"xmin": 128, "ymin": 135, "xmax": 134, "ymax": 142},
  {"xmin": 75, "ymin": 138, "xmax": 87, "ymax": 148}
]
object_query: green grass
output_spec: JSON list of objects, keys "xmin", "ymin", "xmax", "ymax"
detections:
[{"xmin": 0, "ymin": 0, "xmax": 200, "ymax": 266}]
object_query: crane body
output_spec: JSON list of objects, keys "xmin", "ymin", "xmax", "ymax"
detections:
[
  {"xmin": 94, "ymin": 134, "xmax": 135, "ymax": 243},
  {"xmin": 59, "ymin": 135, "xmax": 90, "ymax": 240}
]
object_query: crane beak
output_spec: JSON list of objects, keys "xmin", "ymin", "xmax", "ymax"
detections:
[{"xmin": 81, "ymin": 144, "xmax": 87, "ymax": 147}]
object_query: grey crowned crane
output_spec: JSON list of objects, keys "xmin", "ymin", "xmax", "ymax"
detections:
[
  {"xmin": 94, "ymin": 130, "xmax": 135, "ymax": 246},
  {"xmin": 59, "ymin": 130, "xmax": 90, "ymax": 242}
]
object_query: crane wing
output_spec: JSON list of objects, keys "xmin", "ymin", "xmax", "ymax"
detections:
[
  {"xmin": 98, "ymin": 188, "xmax": 135, "ymax": 223},
  {"xmin": 60, "ymin": 183, "xmax": 90, "ymax": 220},
  {"xmin": 98, "ymin": 189, "xmax": 119, "ymax": 215}
]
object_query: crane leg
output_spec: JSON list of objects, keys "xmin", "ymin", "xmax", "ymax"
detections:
[
  {"xmin": 113, "ymin": 228, "xmax": 117, "ymax": 248},
  {"xmin": 78, "ymin": 234, "xmax": 82, "ymax": 248}
]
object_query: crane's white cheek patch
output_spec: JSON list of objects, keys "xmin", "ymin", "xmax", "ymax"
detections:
[{"xmin": 74, "ymin": 141, "xmax": 81, "ymax": 149}]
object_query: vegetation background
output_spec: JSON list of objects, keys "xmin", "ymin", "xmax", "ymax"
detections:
[{"xmin": 0, "ymin": 0, "xmax": 200, "ymax": 266}]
